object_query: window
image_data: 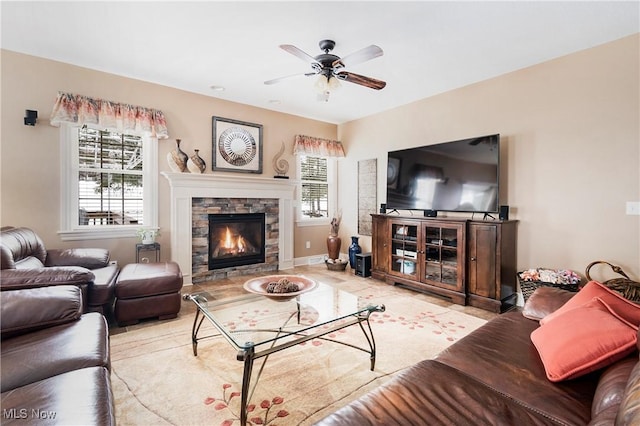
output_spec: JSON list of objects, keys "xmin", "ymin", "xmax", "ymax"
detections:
[
  {"xmin": 297, "ymin": 155, "xmax": 336, "ymax": 224},
  {"xmin": 78, "ymin": 128, "xmax": 143, "ymax": 225},
  {"xmin": 59, "ymin": 125, "xmax": 158, "ymax": 240}
]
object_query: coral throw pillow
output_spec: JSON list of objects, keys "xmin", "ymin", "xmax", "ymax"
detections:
[
  {"xmin": 531, "ymin": 298, "xmax": 638, "ymax": 382},
  {"xmin": 540, "ymin": 281, "xmax": 640, "ymax": 329}
]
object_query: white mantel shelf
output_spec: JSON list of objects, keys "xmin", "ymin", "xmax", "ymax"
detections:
[
  {"xmin": 161, "ymin": 172, "xmax": 297, "ymax": 285},
  {"xmin": 162, "ymin": 172, "xmax": 299, "ymax": 192}
]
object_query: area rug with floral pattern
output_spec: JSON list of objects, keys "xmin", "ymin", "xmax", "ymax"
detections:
[{"xmin": 110, "ymin": 279, "xmax": 487, "ymax": 425}]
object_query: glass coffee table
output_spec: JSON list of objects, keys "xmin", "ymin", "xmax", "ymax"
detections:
[{"xmin": 183, "ymin": 280, "xmax": 385, "ymax": 425}]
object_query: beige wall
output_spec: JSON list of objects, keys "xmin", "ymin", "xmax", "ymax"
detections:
[
  {"xmin": 338, "ymin": 34, "xmax": 640, "ymax": 279},
  {"xmin": 0, "ymin": 50, "xmax": 336, "ymax": 265}
]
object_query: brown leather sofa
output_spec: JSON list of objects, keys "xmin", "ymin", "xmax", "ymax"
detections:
[
  {"xmin": 0, "ymin": 227, "xmax": 118, "ymax": 313},
  {"xmin": 316, "ymin": 287, "xmax": 640, "ymax": 425},
  {"xmin": 1, "ymin": 285, "xmax": 115, "ymax": 425}
]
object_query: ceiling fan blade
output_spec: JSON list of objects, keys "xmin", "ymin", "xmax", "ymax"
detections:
[
  {"xmin": 332, "ymin": 45, "xmax": 383, "ymax": 69},
  {"xmin": 336, "ymin": 72, "xmax": 386, "ymax": 90},
  {"xmin": 264, "ymin": 72, "xmax": 316, "ymax": 85},
  {"xmin": 280, "ymin": 44, "xmax": 319, "ymax": 64}
]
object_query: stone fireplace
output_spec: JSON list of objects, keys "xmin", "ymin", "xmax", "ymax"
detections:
[
  {"xmin": 192, "ymin": 198, "xmax": 278, "ymax": 283},
  {"xmin": 162, "ymin": 172, "xmax": 296, "ymax": 285}
]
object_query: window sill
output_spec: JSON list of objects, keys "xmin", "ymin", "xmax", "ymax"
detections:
[
  {"xmin": 296, "ymin": 219, "xmax": 330, "ymax": 228},
  {"xmin": 58, "ymin": 227, "xmax": 138, "ymax": 241}
]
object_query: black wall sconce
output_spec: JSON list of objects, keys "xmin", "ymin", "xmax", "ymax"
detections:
[{"xmin": 24, "ymin": 110, "xmax": 38, "ymax": 126}]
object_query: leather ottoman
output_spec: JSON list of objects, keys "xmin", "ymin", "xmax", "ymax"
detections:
[{"xmin": 114, "ymin": 262, "xmax": 183, "ymax": 326}]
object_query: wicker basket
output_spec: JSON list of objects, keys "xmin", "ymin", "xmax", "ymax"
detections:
[
  {"xmin": 325, "ymin": 260, "xmax": 348, "ymax": 271},
  {"xmin": 517, "ymin": 269, "xmax": 581, "ymax": 302},
  {"xmin": 585, "ymin": 261, "xmax": 640, "ymax": 302}
]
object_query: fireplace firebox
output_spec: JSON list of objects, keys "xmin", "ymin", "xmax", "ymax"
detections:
[{"xmin": 208, "ymin": 213, "xmax": 266, "ymax": 270}]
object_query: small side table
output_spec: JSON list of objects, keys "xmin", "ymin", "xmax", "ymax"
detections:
[{"xmin": 136, "ymin": 242, "xmax": 161, "ymax": 263}]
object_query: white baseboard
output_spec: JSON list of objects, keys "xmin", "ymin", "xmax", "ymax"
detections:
[{"xmin": 294, "ymin": 255, "xmax": 326, "ymax": 266}]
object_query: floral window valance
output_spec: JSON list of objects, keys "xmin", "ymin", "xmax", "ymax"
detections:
[
  {"xmin": 293, "ymin": 134, "xmax": 345, "ymax": 158},
  {"xmin": 50, "ymin": 92, "xmax": 169, "ymax": 139}
]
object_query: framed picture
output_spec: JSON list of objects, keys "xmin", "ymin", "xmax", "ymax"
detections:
[{"xmin": 212, "ymin": 116, "xmax": 263, "ymax": 173}]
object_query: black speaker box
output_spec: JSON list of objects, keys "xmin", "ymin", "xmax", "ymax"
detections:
[
  {"xmin": 424, "ymin": 209, "xmax": 438, "ymax": 217},
  {"xmin": 499, "ymin": 205, "xmax": 509, "ymax": 221},
  {"xmin": 24, "ymin": 109, "xmax": 38, "ymax": 126},
  {"xmin": 355, "ymin": 252, "xmax": 372, "ymax": 277},
  {"xmin": 380, "ymin": 203, "xmax": 386, "ymax": 214}
]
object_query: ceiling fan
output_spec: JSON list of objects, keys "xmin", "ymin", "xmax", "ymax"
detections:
[{"xmin": 264, "ymin": 39, "xmax": 386, "ymax": 101}]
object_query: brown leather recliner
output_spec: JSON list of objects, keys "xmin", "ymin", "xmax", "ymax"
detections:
[
  {"xmin": 0, "ymin": 285, "xmax": 115, "ymax": 425},
  {"xmin": 0, "ymin": 227, "xmax": 118, "ymax": 313}
]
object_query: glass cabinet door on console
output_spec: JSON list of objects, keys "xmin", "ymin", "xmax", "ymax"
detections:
[
  {"xmin": 421, "ymin": 222, "xmax": 465, "ymax": 293},
  {"xmin": 389, "ymin": 221, "xmax": 419, "ymax": 280}
]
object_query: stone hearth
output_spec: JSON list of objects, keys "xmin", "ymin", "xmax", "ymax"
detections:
[{"xmin": 162, "ymin": 172, "xmax": 296, "ymax": 285}]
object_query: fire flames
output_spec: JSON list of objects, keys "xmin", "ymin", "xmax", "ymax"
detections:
[{"xmin": 222, "ymin": 227, "xmax": 246, "ymax": 254}]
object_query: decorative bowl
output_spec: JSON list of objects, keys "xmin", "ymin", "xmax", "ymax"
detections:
[
  {"xmin": 243, "ymin": 274, "xmax": 318, "ymax": 302},
  {"xmin": 325, "ymin": 259, "xmax": 348, "ymax": 271}
]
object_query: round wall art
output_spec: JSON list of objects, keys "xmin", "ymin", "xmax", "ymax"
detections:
[
  {"xmin": 212, "ymin": 116, "xmax": 263, "ymax": 173},
  {"xmin": 218, "ymin": 127, "xmax": 257, "ymax": 166}
]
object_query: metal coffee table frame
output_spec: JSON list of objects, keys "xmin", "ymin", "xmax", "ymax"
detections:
[{"xmin": 183, "ymin": 286, "xmax": 384, "ymax": 425}]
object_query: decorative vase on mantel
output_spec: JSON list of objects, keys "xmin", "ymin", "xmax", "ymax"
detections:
[
  {"xmin": 348, "ymin": 236, "xmax": 362, "ymax": 269},
  {"xmin": 187, "ymin": 149, "xmax": 206, "ymax": 174},
  {"xmin": 327, "ymin": 234, "xmax": 341, "ymax": 260},
  {"xmin": 167, "ymin": 138, "xmax": 188, "ymax": 172}
]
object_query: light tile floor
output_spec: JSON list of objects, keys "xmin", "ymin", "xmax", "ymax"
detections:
[{"xmin": 108, "ymin": 263, "xmax": 499, "ymax": 335}]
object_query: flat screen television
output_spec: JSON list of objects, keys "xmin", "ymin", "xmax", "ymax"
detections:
[{"xmin": 386, "ymin": 134, "xmax": 500, "ymax": 214}]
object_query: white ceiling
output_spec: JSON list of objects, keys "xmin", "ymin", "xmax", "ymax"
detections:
[{"xmin": 1, "ymin": 1, "xmax": 638, "ymax": 124}]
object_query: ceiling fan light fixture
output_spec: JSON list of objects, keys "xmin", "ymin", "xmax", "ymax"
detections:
[
  {"xmin": 314, "ymin": 74, "xmax": 341, "ymax": 94},
  {"xmin": 269, "ymin": 39, "xmax": 385, "ymax": 96},
  {"xmin": 314, "ymin": 75, "xmax": 328, "ymax": 93},
  {"xmin": 327, "ymin": 76, "xmax": 341, "ymax": 91}
]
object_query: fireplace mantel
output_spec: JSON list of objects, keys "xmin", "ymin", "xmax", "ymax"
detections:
[{"xmin": 161, "ymin": 172, "xmax": 297, "ymax": 284}]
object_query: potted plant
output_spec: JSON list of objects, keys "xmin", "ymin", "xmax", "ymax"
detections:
[{"xmin": 137, "ymin": 228, "xmax": 160, "ymax": 245}]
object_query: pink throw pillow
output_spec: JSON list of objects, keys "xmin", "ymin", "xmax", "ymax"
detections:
[
  {"xmin": 540, "ymin": 281, "xmax": 640, "ymax": 329},
  {"xmin": 531, "ymin": 297, "xmax": 637, "ymax": 382}
]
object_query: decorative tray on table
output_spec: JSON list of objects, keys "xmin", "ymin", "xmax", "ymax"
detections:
[{"xmin": 243, "ymin": 274, "xmax": 318, "ymax": 301}]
